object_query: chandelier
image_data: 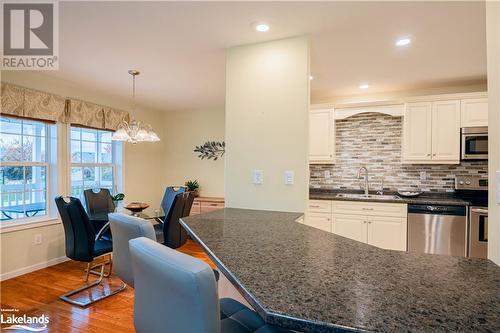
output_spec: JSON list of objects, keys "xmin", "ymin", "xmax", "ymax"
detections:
[{"xmin": 111, "ymin": 70, "xmax": 160, "ymax": 144}]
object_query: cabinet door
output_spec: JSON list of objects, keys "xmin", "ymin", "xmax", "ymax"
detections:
[
  {"xmin": 461, "ymin": 98, "xmax": 488, "ymax": 127},
  {"xmin": 403, "ymin": 103, "xmax": 432, "ymax": 162},
  {"xmin": 309, "ymin": 109, "xmax": 335, "ymax": 163},
  {"xmin": 304, "ymin": 213, "xmax": 331, "ymax": 232},
  {"xmin": 332, "ymin": 214, "xmax": 367, "ymax": 243},
  {"xmin": 367, "ymin": 216, "xmax": 407, "ymax": 251},
  {"xmin": 431, "ymin": 100, "xmax": 460, "ymax": 163}
]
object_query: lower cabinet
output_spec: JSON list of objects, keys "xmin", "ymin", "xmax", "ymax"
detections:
[
  {"xmin": 305, "ymin": 199, "xmax": 408, "ymax": 251},
  {"xmin": 366, "ymin": 216, "xmax": 407, "ymax": 251},
  {"xmin": 331, "ymin": 214, "xmax": 367, "ymax": 243},
  {"xmin": 305, "ymin": 212, "xmax": 331, "ymax": 232}
]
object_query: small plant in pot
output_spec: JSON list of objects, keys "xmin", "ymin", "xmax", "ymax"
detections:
[
  {"xmin": 111, "ymin": 193, "xmax": 125, "ymax": 210},
  {"xmin": 185, "ymin": 180, "xmax": 200, "ymax": 197}
]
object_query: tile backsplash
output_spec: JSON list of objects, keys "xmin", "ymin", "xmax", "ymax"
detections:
[{"xmin": 310, "ymin": 112, "xmax": 488, "ymax": 192}]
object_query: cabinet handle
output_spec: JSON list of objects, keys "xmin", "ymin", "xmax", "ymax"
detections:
[
  {"xmin": 432, "ymin": 154, "xmax": 436, "ymax": 156},
  {"xmin": 309, "ymin": 205, "xmax": 321, "ymax": 208},
  {"xmin": 209, "ymin": 203, "xmax": 218, "ymax": 206},
  {"xmin": 362, "ymin": 208, "xmax": 374, "ymax": 211},
  {"xmin": 368, "ymin": 221, "xmax": 372, "ymax": 224},
  {"xmin": 427, "ymin": 154, "xmax": 431, "ymax": 156}
]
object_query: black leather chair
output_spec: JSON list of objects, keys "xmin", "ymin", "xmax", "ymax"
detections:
[
  {"xmin": 84, "ymin": 188, "xmax": 115, "ymax": 222},
  {"xmin": 156, "ymin": 186, "xmax": 185, "ymax": 223},
  {"xmin": 55, "ymin": 196, "xmax": 125, "ymax": 306},
  {"xmin": 155, "ymin": 192, "xmax": 194, "ymax": 248}
]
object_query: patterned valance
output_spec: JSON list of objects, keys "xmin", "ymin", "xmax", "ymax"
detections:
[
  {"xmin": 1, "ymin": 82, "xmax": 130, "ymax": 130},
  {"xmin": 103, "ymin": 106, "xmax": 130, "ymax": 131},
  {"xmin": 1, "ymin": 83, "xmax": 26, "ymax": 117},
  {"xmin": 24, "ymin": 89, "xmax": 66, "ymax": 122},
  {"xmin": 67, "ymin": 99, "xmax": 105, "ymax": 129},
  {"xmin": 1, "ymin": 83, "xmax": 66, "ymax": 122}
]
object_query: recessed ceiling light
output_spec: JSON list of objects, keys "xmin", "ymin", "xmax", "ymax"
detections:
[
  {"xmin": 396, "ymin": 38, "xmax": 411, "ymax": 46},
  {"xmin": 309, "ymin": 75, "xmax": 314, "ymax": 80},
  {"xmin": 255, "ymin": 23, "xmax": 270, "ymax": 32},
  {"xmin": 359, "ymin": 84, "xmax": 369, "ymax": 89}
]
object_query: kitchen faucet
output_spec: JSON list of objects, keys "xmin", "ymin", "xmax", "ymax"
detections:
[{"xmin": 357, "ymin": 166, "xmax": 369, "ymax": 196}]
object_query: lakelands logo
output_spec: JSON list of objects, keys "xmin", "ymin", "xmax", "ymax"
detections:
[
  {"xmin": 1, "ymin": 0, "xmax": 59, "ymax": 70},
  {"xmin": 1, "ymin": 309, "xmax": 49, "ymax": 331}
]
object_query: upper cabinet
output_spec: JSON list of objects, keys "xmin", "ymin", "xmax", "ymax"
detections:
[
  {"xmin": 461, "ymin": 98, "xmax": 488, "ymax": 127},
  {"xmin": 309, "ymin": 109, "xmax": 335, "ymax": 164},
  {"xmin": 403, "ymin": 100, "xmax": 460, "ymax": 164}
]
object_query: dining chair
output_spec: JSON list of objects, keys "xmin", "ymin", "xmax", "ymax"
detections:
[
  {"xmin": 55, "ymin": 196, "xmax": 126, "ymax": 306},
  {"xmin": 155, "ymin": 191, "xmax": 194, "ymax": 248},
  {"xmin": 157, "ymin": 186, "xmax": 185, "ymax": 224},
  {"xmin": 129, "ymin": 237, "xmax": 291, "ymax": 333},
  {"xmin": 84, "ymin": 188, "xmax": 115, "ymax": 236},
  {"xmin": 108, "ymin": 213, "xmax": 157, "ymax": 287}
]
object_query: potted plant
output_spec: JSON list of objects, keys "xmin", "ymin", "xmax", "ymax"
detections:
[
  {"xmin": 111, "ymin": 193, "xmax": 125, "ymax": 210},
  {"xmin": 185, "ymin": 180, "xmax": 200, "ymax": 197}
]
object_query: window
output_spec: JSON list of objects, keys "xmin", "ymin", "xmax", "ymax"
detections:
[
  {"xmin": 70, "ymin": 127, "xmax": 122, "ymax": 201},
  {"xmin": 0, "ymin": 116, "xmax": 50, "ymax": 221}
]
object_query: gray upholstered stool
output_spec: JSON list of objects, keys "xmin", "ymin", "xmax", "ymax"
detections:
[{"xmin": 129, "ymin": 237, "xmax": 291, "ymax": 333}]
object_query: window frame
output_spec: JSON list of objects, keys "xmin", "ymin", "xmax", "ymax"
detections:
[
  {"xmin": 0, "ymin": 117, "xmax": 52, "ymax": 229},
  {"xmin": 68, "ymin": 126, "xmax": 121, "ymax": 201}
]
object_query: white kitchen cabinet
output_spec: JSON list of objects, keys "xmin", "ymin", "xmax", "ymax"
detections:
[
  {"xmin": 461, "ymin": 98, "xmax": 488, "ymax": 127},
  {"xmin": 309, "ymin": 109, "xmax": 335, "ymax": 164},
  {"xmin": 367, "ymin": 216, "xmax": 407, "ymax": 251},
  {"xmin": 304, "ymin": 213, "xmax": 332, "ymax": 232},
  {"xmin": 402, "ymin": 102, "xmax": 432, "ymax": 161},
  {"xmin": 431, "ymin": 100, "xmax": 461, "ymax": 162},
  {"xmin": 403, "ymin": 101, "xmax": 460, "ymax": 164},
  {"xmin": 332, "ymin": 214, "xmax": 367, "ymax": 243}
]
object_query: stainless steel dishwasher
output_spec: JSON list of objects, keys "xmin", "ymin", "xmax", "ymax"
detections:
[{"xmin": 408, "ymin": 205, "xmax": 467, "ymax": 257}]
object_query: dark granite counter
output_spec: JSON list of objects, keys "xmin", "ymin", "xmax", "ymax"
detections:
[
  {"xmin": 310, "ymin": 189, "xmax": 471, "ymax": 206},
  {"xmin": 180, "ymin": 208, "xmax": 500, "ymax": 333}
]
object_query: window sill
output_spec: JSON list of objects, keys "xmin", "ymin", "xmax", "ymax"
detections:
[{"xmin": 0, "ymin": 217, "xmax": 61, "ymax": 234}]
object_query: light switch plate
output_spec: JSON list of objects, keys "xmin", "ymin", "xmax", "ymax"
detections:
[
  {"xmin": 253, "ymin": 170, "xmax": 263, "ymax": 185},
  {"xmin": 324, "ymin": 170, "xmax": 331, "ymax": 179},
  {"xmin": 284, "ymin": 170, "xmax": 294, "ymax": 185},
  {"xmin": 420, "ymin": 171, "xmax": 427, "ymax": 181}
]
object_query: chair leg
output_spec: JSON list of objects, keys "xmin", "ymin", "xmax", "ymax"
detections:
[
  {"xmin": 60, "ymin": 256, "xmax": 125, "ymax": 307},
  {"xmin": 85, "ymin": 254, "xmax": 113, "ymax": 278}
]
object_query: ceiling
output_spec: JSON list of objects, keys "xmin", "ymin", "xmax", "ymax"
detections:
[{"xmin": 44, "ymin": 1, "xmax": 486, "ymax": 111}]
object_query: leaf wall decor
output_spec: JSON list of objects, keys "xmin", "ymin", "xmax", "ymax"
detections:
[{"xmin": 194, "ymin": 141, "xmax": 225, "ymax": 160}]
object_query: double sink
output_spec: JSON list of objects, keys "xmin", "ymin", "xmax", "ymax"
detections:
[{"xmin": 335, "ymin": 193, "xmax": 401, "ymax": 201}]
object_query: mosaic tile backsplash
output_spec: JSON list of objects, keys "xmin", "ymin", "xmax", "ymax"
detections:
[{"xmin": 310, "ymin": 113, "xmax": 488, "ymax": 192}]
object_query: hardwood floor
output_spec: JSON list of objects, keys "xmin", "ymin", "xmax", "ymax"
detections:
[{"xmin": 0, "ymin": 239, "xmax": 215, "ymax": 332}]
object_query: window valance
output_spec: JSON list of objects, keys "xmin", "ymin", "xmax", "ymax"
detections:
[
  {"xmin": 67, "ymin": 98, "xmax": 105, "ymax": 129},
  {"xmin": 103, "ymin": 106, "xmax": 130, "ymax": 131},
  {"xmin": 1, "ymin": 82, "xmax": 130, "ymax": 131}
]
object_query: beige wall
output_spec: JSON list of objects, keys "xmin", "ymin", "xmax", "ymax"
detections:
[
  {"xmin": 0, "ymin": 71, "xmax": 167, "ymax": 278},
  {"xmin": 163, "ymin": 107, "xmax": 225, "ymax": 197},
  {"xmin": 225, "ymin": 36, "xmax": 310, "ymax": 212},
  {"xmin": 486, "ymin": 1, "xmax": 500, "ymax": 265}
]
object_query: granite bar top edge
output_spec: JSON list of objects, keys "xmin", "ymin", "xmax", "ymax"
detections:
[
  {"xmin": 180, "ymin": 214, "xmax": 365, "ymax": 333},
  {"xmin": 309, "ymin": 189, "xmax": 471, "ymax": 206},
  {"xmin": 180, "ymin": 208, "xmax": 500, "ymax": 333}
]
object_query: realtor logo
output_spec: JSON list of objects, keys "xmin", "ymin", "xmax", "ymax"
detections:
[{"xmin": 1, "ymin": 1, "xmax": 59, "ymax": 70}]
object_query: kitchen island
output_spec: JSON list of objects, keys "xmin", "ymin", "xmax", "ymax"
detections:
[{"xmin": 180, "ymin": 208, "xmax": 500, "ymax": 333}]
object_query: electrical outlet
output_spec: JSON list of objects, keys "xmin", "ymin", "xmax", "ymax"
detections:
[
  {"xmin": 420, "ymin": 171, "xmax": 427, "ymax": 181},
  {"xmin": 324, "ymin": 170, "xmax": 331, "ymax": 179},
  {"xmin": 34, "ymin": 234, "xmax": 42, "ymax": 245},
  {"xmin": 284, "ymin": 170, "xmax": 294, "ymax": 185},
  {"xmin": 253, "ymin": 170, "xmax": 263, "ymax": 185}
]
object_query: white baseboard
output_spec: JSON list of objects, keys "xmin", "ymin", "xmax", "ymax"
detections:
[{"xmin": 0, "ymin": 256, "xmax": 70, "ymax": 281}]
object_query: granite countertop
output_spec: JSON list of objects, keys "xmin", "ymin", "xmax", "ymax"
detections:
[
  {"xmin": 309, "ymin": 189, "xmax": 471, "ymax": 206},
  {"xmin": 180, "ymin": 208, "xmax": 500, "ymax": 333}
]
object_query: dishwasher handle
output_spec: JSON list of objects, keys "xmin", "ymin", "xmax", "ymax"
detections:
[{"xmin": 408, "ymin": 204, "xmax": 466, "ymax": 216}]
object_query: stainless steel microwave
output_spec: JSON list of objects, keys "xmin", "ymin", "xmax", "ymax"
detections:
[{"xmin": 461, "ymin": 126, "xmax": 488, "ymax": 160}]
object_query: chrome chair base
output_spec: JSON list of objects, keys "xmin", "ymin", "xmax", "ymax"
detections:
[{"xmin": 60, "ymin": 254, "xmax": 126, "ymax": 307}]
